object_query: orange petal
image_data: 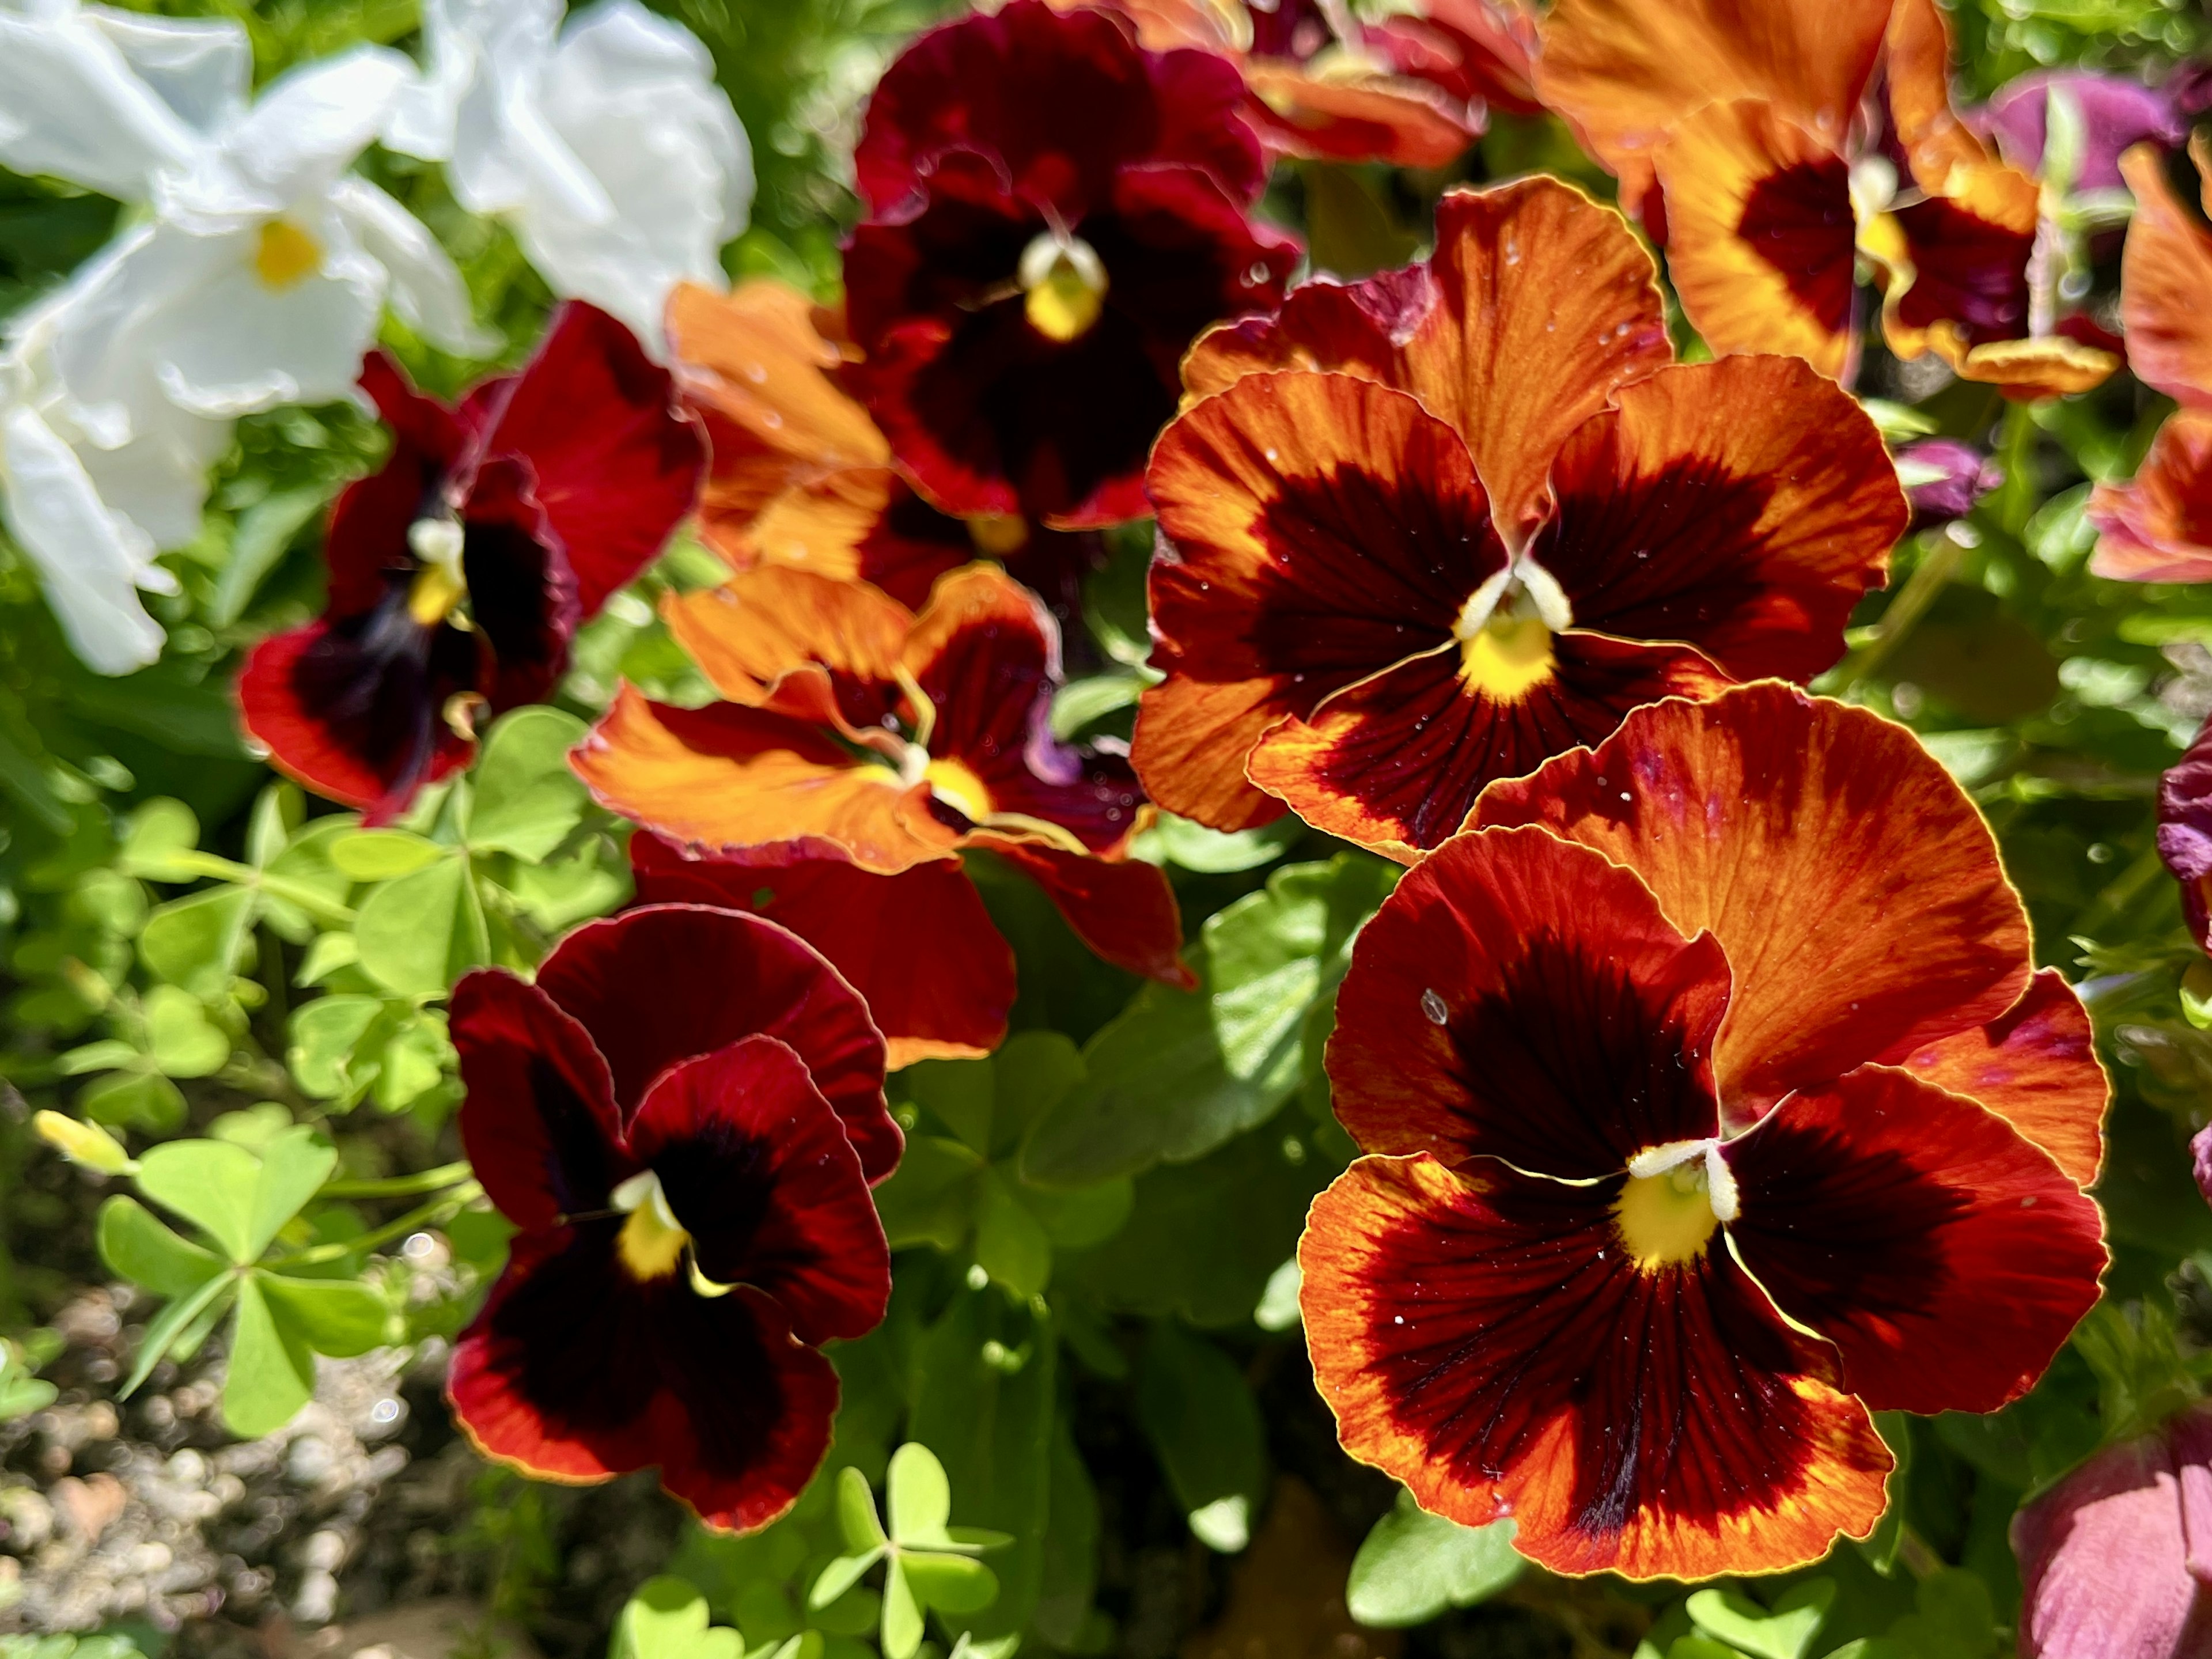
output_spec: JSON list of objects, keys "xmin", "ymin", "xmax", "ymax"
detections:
[
  {"xmin": 1241, "ymin": 64, "xmax": 1479, "ymax": 169},
  {"xmin": 2088, "ymin": 408, "xmax": 2212, "ymax": 582},
  {"xmin": 1139, "ymin": 370, "xmax": 1508, "ymax": 832},
  {"xmin": 703, "ymin": 465, "xmax": 900, "ymax": 584},
  {"xmin": 1942, "ymin": 335, "xmax": 2123, "ymax": 399},
  {"xmin": 2120, "ymin": 142, "xmax": 2212, "ymax": 409},
  {"xmin": 1247, "ymin": 633, "xmax": 1731, "ymax": 860},
  {"xmin": 1472, "ymin": 684, "xmax": 2033, "ymax": 1121},
  {"xmin": 1531, "ymin": 357, "xmax": 1905, "ymax": 683},
  {"xmin": 1897, "ymin": 968, "xmax": 2108, "ymax": 1187},
  {"xmin": 1883, "ymin": 0, "xmax": 1990, "ymax": 194},
  {"xmin": 1535, "ymin": 0, "xmax": 1889, "ymax": 213},
  {"xmin": 572, "ymin": 684, "xmax": 957, "ymax": 874},
  {"xmin": 1650, "ymin": 100, "xmax": 1856, "ymax": 380},
  {"xmin": 1300, "ymin": 1153, "xmax": 1891, "ymax": 1580},
  {"xmin": 663, "ymin": 565, "xmax": 912, "ymax": 734}
]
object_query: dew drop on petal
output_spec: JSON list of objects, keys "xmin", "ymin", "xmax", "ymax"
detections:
[{"xmin": 1421, "ymin": 988, "xmax": 1449, "ymax": 1025}]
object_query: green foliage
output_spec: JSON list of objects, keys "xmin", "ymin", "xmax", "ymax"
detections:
[
  {"xmin": 808, "ymin": 1446, "xmax": 1011, "ymax": 1659},
  {"xmin": 1346, "ymin": 1490, "xmax": 1521, "ymax": 1628}
]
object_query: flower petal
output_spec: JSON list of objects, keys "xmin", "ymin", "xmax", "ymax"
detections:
[
  {"xmin": 1472, "ymin": 684, "xmax": 2032, "ymax": 1120},
  {"xmin": 1138, "ymin": 371, "xmax": 1507, "ymax": 832},
  {"xmin": 1897, "ymin": 969, "xmax": 2107, "ymax": 1188},
  {"xmin": 1301, "ymin": 1153, "xmax": 1891, "ymax": 1579},
  {"xmin": 533, "ymin": 903, "xmax": 899, "ymax": 1181},
  {"xmin": 630, "ymin": 831, "xmax": 1017, "ymax": 1066},
  {"xmin": 2160, "ymin": 716, "xmax": 2212, "ymax": 958},
  {"xmin": 1650, "ymin": 101, "xmax": 1856, "ymax": 380},
  {"xmin": 1247, "ymin": 633, "xmax": 1732, "ymax": 858},
  {"xmin": 450, "ymin": 968, "xmax": 628, "ymax": 1229},
  {"xmin": 627, "ymin": 1035, "xmax": 891, "ymax": 1345},
  {"xmin": 449, "ymin": 1232, "xmax": 837, "ymax": 1534},
  {"xmin": 1328, "ymin": 824, "xmax": 1728, "ymax": 1177},
  {"xmin": 571, "ymin": 684, "xmax": 957, "ymax": 874},
  {"xmin": 1529, "ymin": 357, "xmax": 1904, "ymax": 684},
  {"xmin": 1238, "ymin": 65, "xmax": 1479, "ymax": 169},
  {"xmin": 2088, "ymin": 408, "xmax": 2212, "ymax": 582},
  {"xmin": 1723, "ymin": 1065, "xmax": 2106, "ymax": 1415},
  {"xmin": 973, "ymin": 835, "xmax": 1196, "ymax": 989},
  {"xmin": 662, "ymin": 564, "xmax": 910, "ymax": 730},
  {"xmin": 2119, "ymin": 141, "xmax": 2212, "ymax": 409}
]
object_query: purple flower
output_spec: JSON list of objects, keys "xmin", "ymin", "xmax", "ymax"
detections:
[
  {"xmin": 1899, "ymin": 437, "xmax": 2003, "ymax": 531},
  {"xmin": 1980, "ymin": 70, "xmax": 2186, "ymax": 194}
]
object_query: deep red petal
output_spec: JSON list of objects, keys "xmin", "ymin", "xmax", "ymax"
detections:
[
  {"xmin": 459, "ymin": 456, "xmax": 579, "ymax": 716},
  {"xmin": 1897, "ymin": 969, "xmax": 2107, "ymax": 1188},
  {"xmin": 1300, "ymin": 1154, "xmax": 1890, "ymax": 1580},
  {"xmin": 976, "ymin": 835, "xmax": 1196, "ymax": 988},
  {"xmin": 1723, "ymin": 1066, "xmax": 2106, "ymax": 1415},
  {"xmin": 472, "ymin": 302, "xmax": 706, "ymax": 619},
  {"xmin": 1890, "ymin": 192, "xmax": 2036, "ymax": 352},
  {"xmin": 450, "ymin": 969, "xmax": 630, "ymax": 1230},
  {"xmin": 449, "ymin": 1232, "xmax": 836, "ymax": 1534},
  {"xmin": 325, "ymin": 362, "xmax": 450, "ymax": 619},
  {"xmin": 2161, "ymin": 715, "xmax": 2212, "ymax": 956},
  {"xmin": 626, "ymin": 1036, "xmax": 892, "ymax": 1345},
  {"xmin": 1328, "ymin": 824, "xmax": 1727, "ymax": 1179},
  {"xmin": 534, "ymin": 904, "xmax": 900, "ymax": 1182},
  {"xmin": 631, "ymin": 833, "xmax": 1016, "ymax": 1066}
]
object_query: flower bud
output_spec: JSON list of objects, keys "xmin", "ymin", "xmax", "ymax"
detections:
[{"xmin": 32, "ymin": 1111, "xmax": 135, "ymax": 1175}]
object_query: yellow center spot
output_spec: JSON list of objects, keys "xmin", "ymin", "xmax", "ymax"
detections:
[
  {"xmin": 923, "ymin": 756, "xmax": 994, "ymax": 823},
  {"xmin": 1613, "ymin": 1161, "xmax": 1721, "ymax": 1270},
  {"xmin": 407, "ymin": 560, "xmax": 469, "ymax": 626},
  {"xmin": 615, "ymin": 1174, "xmax": 690, "ymax": 1282},
  {"xmin": 253, "ymin": 219, "xmax": 323, "ymax": 291},
  {"xmin": 1020, "ymin": 232, "xmax": 1108, "ymax": 343},
  {"xmin": 1459, "ymin": 612, "xmax": 1555, "ymax": 700},
  {"xmin": 967, "ymin": 513, "xmax": 1031, "ymax": 558}
]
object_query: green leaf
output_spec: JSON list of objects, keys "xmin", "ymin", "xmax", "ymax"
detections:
[
  {"xmin": 288, "ymin": 994, "xmax": 387, "ymax": 1099},
  {"xmin": 907, "ymin": 1058, "xmax": 995, "ymax": 1156},
  {"xmin": 77, "ymin": 1069, "xmax": 185, "ymax": 1132},
  {"xmin": 880, "ymin": 1559, "xmax": 924, "ymax": 1659},
  {"xmin": 0, "ymin": 1349, "xmax": 58, "ymax": 1421},
  {"xmin": 139, "ymin": 885, "xmax": 256, "ymax": 997},
  {"xmin": 1132, "ymin": 813, "xmax": 1304, "ymax": 874},
  {"xmin": 1206, "ymin": 854, "xmax": 1392, "ymax": 1074},
  {"xmin": 612, "ymin": 1575, "xmax": 745, "ymax": 1659},
  {"xmin": 467, "ymin": 706, "xmax": 590, "ymax": 859},
  {"xmin": 1032, "ymin": 1426, "xmax": 1100, "ymax": 1649},
  {"xmin": 839, "ymin": 1464, "xmax": 889, "ymax": 1552},
  {"xmin": 246, "ymin": 1127, "xmax": 339, "ymax": 1260},
  {"xmin": 900, "ymin": 1553, "xmax": 998, "ymax": 1615},
  {"xmin": 1020, "ymin": 1175, "xmax": 1131, "ymax": 1251},
  {"xmin": 119, "ymin": 1270, "xmax": 234, "ymax": 1399},
  {"xmin": 211, "ymin": 486, "xmax": 328, "ymax": 626},
  {"xmin": 1346, "ymin": 1491, "xmax": 1522, "ymax": 1627},
  {"xmin": 255, "ymin": 1272, "xmax": 387, "ymax": 1356},
  {"xmin": 973, "ymin": 1171, "xmax": 1052, "ymax": 1299},
  {"xmin": 888, "ymin": 1441, "xmax": 955, "ymax": 1547},
  {"xmin": 97, "ymin": 1196, "xmax": 225, "ymax": 1296},
  {"xmin": 1134, "ymin": 1323, "xmax": 1266, "ymax": 1550},
  {"xmin": 118, "ymin": 797, "xmax": 202, "ymax": 881},
  {"xmin": 1885, "ymin": 1569, "xmax": 1995, "ymax": 1659},
  {"xmin": 354, "ymin": 853, "xmax": 479, "ymax": 999},
  {"xmin": 222, "ymin": 1272, "xmax": 315, "ymax": 1437},
  {"xmin": 1687, "ymin": 1581, "xmax": 1836, "ymax": 1659},
  {"xmin": 808, "ymin": 1553, "xmax": 881, "ymax": 1612},
  {"xmin": 144, "ymin": 985, "xmax": 229, "ymax": 1078},
  {"xmin": 873, "ymin": 1136, "xmax": 985, "ymax": 1252},
  {"xmin": 327, "ymin": 828, "xmax": 445, "ymax": 881},
  {"xmin": 135, "ymin": 1138, "xmax": 264, "ymax": 1262},
  {"xmin": 373, "ymin": 1013, "xmax": 453, "ymax": 1111}
]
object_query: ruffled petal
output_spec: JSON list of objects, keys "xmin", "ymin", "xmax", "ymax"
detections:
[
  {"xmin": 532, "ymin": 903, "xmax": 899, "ymax": 1181},
  {"xmin": 661, "ymin": 565, "xmax": 910, "ymax": 732},
  {"xmin": 1472, "ymin": 684, "xmax": 2033, "ymax": 1120},
  {"xmin": 1327, "ymin": 824, "xmax": 1728, "ymax": 1178},
  {"xmin": 2088, "ymin": 408, "xmax": 2212, "ymax": 584},
  {"xmin": 630, "ymin": 832, "xmax": 1017, "ymax": 1066},
  {"xmin": 975, "ymin": 835, "xmax": 1196, "ymax": 988},
  {"xmin": 1300, "ymin": 1154, "xmax": 1891, "ymax": 1580},
  {"xmin": 1138, "ymin": 371, "xmax": 1506, "ymax": 831},
  {"xmin": 2119, "ymin": 141, "xmax": 2212, "ymax": 409},
  {"xmin": 2160, "ymin": 716, "xmax": 2212, "ymax": 957},
  {"xmin": 450, "ymin": 968, "xmax": 628, "ymax": 1229},
  {"xmin": 627, "ymin": 1035, "xmax": 891, "ymax": 1345},
  {"xmin": 1723, "ymin": 1065, "xmax": 2106, "ymax": 1415},
  {"xmin": 1529, "ymin": 358, "xmax": 1904, "ymax": 683},
  {"xmin": 1897, "ymin": 969, "xmax": 2107, "ymax": 1188},
  {"xmin": 1238, "ymin": 64, "xmax": 1479, "ymax": 168}
]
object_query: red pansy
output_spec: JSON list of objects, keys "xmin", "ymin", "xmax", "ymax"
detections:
[
  {"xmin": 840, "ymin": 0, "xmax": 1300, "ymax": 529},
  {"xmin": 447, "ymin": 904, "xmax": 897, "ymax": 1533},
  {"xmin": 238, "ymin": 304, "xmax": 705, "ymax": 823}
]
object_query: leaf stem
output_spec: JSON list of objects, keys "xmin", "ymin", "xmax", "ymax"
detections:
[
  {"xmin": 319, "ymin": 1161, "xmax": 476, "ymax": 1199},
  {"xmin": 268, "ymin": 1181, "xmax": 484, "ymax": 1268}
]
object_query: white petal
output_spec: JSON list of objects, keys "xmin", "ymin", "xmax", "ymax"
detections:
[
  {"xmin": 73, "ymin": 399, "xmax": 228, "ymax": 550},
  {"xmin": 217, "ymin": 45, "xmax": 410, "ymax": 205},
  {"xmin": 1, "ymin": 402, "xmax": 165, "ymax": 674},
  {"xmin": 84, "ymin": 6, "xmax": 249, "ymax": 134},
  {"xmin": 329, "ymin": 176, "xmax": 497, "ymax": 357},
  {"xmin": 0, "ymin": 9, "xmax": 200, "ymax": 199}
]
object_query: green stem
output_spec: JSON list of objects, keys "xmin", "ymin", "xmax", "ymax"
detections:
[
  {"xmin": 268, "ymin": 1180, "xmax": 483, "ymax": 1268},
  {"xmin": 1833, "ymin": 533, "xmax": 1968, "ymax": 690},
  {"xmin": 319, "ymin": 1161, "xmax": 475, "ymax": 1200}
]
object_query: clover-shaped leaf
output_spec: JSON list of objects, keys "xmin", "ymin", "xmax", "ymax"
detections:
[
  {"xmin": 1687, "ymin": 1580, "xmax": 1836, "ymax": 1659},
  {"xmin": 809, "ymin": 1445, "xmax": 1009, "ymax": 1659},
  {"xmin": 0, "ymin": 1345, "xmax": 58, "ymax": 1422}
]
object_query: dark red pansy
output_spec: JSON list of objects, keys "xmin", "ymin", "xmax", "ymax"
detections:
[
  {"xmin": 447, "ymin": 905, "xmax": 896, "ymax": 1533},
  {"xmin": 1302, "ymin": 688, "xmax": 2109, "ymax": 1579},
  {"xmin": 2158, "ymin": 717, "xmax": 2212, "ymax": 958},
  {"xmin": 239, "ymin": 304, "xmax": 706, "ymax": 824},
  {"xmin": 841, "ymin": 0, "xmax": 1300, "ymax": 529}
]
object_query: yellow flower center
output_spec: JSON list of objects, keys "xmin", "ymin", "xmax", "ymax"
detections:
[
  {"xmin": 612, "ymin": 1171, "xmax": 690, "ymax": 1282},
  {"xmin": 923, "ymin": 756, "xmax": 995, "ymax": 824},
  {"xmin": 253, "ymin": 219, "xmax": 323, "ymax": 292},
  {"xmin": 406, "ymin": 518, "xmax": 469, "ymax": 627},
  {"xmin": 967, "ymin": 513, "xmax": 1031, "ymax": 557},
  {"xmin": 1020, "ymin": 231, "xmax": 1109, "ymax": 343},
  {"xmin": 1613, "ymin": 1143, "xmax": 1738, "ymax": 1271},
  {"xmin": 1453, "ymin": 562, "xmax": 1570, "ymax": 702}
]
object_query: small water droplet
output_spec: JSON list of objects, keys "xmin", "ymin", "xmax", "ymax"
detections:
[{"xmin": 1421, "ymin": 988, "xmax": 1449, "ymax": 1025}]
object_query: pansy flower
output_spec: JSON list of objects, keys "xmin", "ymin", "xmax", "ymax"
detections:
[
  {"xmin": 238, "ymin": 303, "xmax": 706, "ymax": 823},
  {"xmin": 448, "ymin": 903, "xmax": 897, "ymax": 1532},
  {"xmin": 1535, "ymin": 0, "xmax": 2118, "ymax": 395},
  {"xmin": 1135, "ymin": 177, "xmax": 1905, "ymax": 858},
  {"xmin": 840, "ymin": 0, "xmax": 1300, "ymax": 529},
  {"xmin": 573, "ymin": 561, "xmax": 1193, "ymax": 989},
  {"xmin": 1301, "ymin": 683, "xmax": 2109, "ymax": 1579},
  {"xmin": 668, "ymin": 279, "xmax": 1103, "ymax": 623},
  {"xmin": 2088, "ymin": 139, "xmax": 2212, "ymax": 585}
]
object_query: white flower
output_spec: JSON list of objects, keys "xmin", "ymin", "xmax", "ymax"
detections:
[{"xmin": 387, "ymin": 0, "xmax": 753, "ymax": 348}]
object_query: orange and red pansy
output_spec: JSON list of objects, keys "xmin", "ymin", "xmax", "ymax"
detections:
[
  {"xmin": 1135, "ymin": 177, "xmax": 1904, "ymax": 858},
  {"xmin": 1535, "ymin": 0, "xmax": 2119, "ymax": 394},
  {"xmin": 841, "ymin": 0, "xmax": 1300, "ymax": 529},
  {"xmin": 573, "ymin": 561, "xmax": 1193, "ymax": 992},
  {"xmin": 447, "ymin": 904, "xmax": 897, "ymax": 1533},
  {"xmin": 667, "ymin": 281, "xmax": 1104, "ymax": 623},
  {"xmin": 1301, "ymin": 683, "xmax": 2109, "ymax": 1579}
]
